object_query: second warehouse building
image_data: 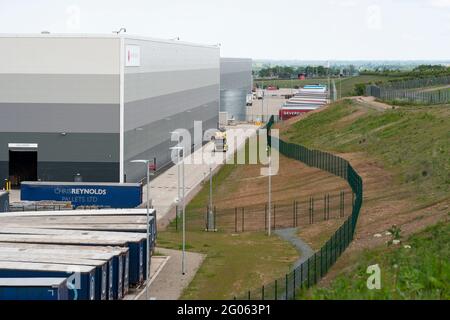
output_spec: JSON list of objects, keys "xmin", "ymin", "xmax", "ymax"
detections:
[{"xmin": 0, "ymin": 34, "xmax": 221, "ymax": 184}]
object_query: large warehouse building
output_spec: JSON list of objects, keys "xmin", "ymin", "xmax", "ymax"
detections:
[
  {"xmin": 0, "ymin": 34, "xmax": 220, "ymax": 185},
  {"xmin": 220, "ymin": 58, "xmax": 252, "ymax": 121}
]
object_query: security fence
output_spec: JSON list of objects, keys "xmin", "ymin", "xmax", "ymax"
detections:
[
  {"xmin": 235, "ymin": 115, "xmax": 363, "ymax": 300},
  {"xmin": 175, "ymin": 190, "xmax": 354, "ymax": 233},
  {"xmin": 175, "ymin": 190, "xmax": 353, "ymax": 233},
  {"xmin": 366, "ymin": 75, "xmax": 450, "ymax": 105},
  {"xmin": 382, "ymin": 75, "xmax": 450, "ymax": 90}
]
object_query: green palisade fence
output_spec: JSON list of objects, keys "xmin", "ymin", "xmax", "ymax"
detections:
[
  {"xmin": 236, "ymin": 116, "xmax": 363, "ymax": 300},
  {"xmin": 366, "ymin": 75, "xmax": 450, "ymax": 105}
]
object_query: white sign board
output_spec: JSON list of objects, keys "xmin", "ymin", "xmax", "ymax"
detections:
[
  {"xmin": 125, "ymin": 45, "xmax": 141, "ymax": 67},
  {"xmin": 8, "ymin": 143, "xmax": 38, "ymax": 149}
]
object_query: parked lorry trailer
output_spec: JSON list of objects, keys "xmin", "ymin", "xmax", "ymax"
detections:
[
  {"xmin": 0, "ymin": 243, "xmax": 129, "ymax": 299},
  {"xmin": 0, "ymin": 261, "xmax": 96, "ymax": 300},
  {"xmin": 0, "ymin": 278, "xmax": 68, "ymax": 300}
]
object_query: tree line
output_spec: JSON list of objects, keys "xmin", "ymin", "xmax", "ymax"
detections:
[{"xmin": 255, "ymin": 65, "xmax": 357, "ymax": 79}]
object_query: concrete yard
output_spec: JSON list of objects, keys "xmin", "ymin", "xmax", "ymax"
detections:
[
  {"xmin": 247, "ymin": 96, "xmax": 286, "ymax": 122},
  {"xmin": 144, "ymin": 124, "xmax": 259, "ymax": 228}
]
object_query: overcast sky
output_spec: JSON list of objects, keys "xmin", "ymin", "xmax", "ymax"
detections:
[{"xmin": 1, "ymin": 0, "xmax": 449, "ymax": 60}]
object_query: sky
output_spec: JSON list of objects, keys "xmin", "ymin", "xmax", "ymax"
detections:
[{"xmin": 0, "ymin": 0, "xmax": 449, "ymax": 60}]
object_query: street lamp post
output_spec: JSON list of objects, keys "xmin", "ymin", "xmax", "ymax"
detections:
[
  {"xmin": 268, "ymin": 153, "xmax": 272, "ymax": 237},
  {"xmin": 207, "ymin": 164, "xmax": 215, "ymax": 231},
  {"xmin": 130, "ymin": 159, "xmax": 154, "ymax": 300},
  {"xmin": 171, "ymin": 146, "xmax": 186, "ymax": 275}
]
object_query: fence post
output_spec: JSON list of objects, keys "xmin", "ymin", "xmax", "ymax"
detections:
[
  {"xmin": 262, "ymin": 285, "xmax": 265, "ymax": 300},
  {"xmin": 206, "ymin": 205, "xmax": 209, "ymax": 231},
  {"xmin": 265, "ymin": 203, "xmax": 267, "ymax": 230},
  {"xmin": 214, "ymin": 206, "xmax": 217, "ymax": 231},
  {"xmin": 307, "ymin": 258, "xmax": 310, "ymax": 288},
  {"xmin": 235, "ymin": 208, "xmax": 238, "ymax": 233},
  {"xmin": 300, "ymin": 263, "xmax": 303, "ymax": 290},
  {"xmin": 273, "ymin": 204, "xmax": 276, "ymax": 230},
  {"xmin": 320, "ymin": 247, "xmax": 323, "ymax": 278},
  {"xmin": 275, "ymin": 280, "xmax": 278, "ymax": 300},
  {"xmin": 293, "ymin": 269, "xmax": 296, "ymax": 297},
  {"xmin": 242, "ymin": 207, "xmax": 245, "ymax": 233},
  {"xmin": 285, "ymin": 274, "xmax": 288, "ymax": 300},
  {"xmin": 314, "ymin": 253, "xmax": 317, "ymax": 284},
  {"xmin": 248, "ymin": 291, "xmax": 251, "ymax": 300}
]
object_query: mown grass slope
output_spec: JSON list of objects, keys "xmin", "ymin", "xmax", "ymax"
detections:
[
  {"xmin": 279, "ymin": 99, "xmax": 450, "ymax": 299},
  {"xmin": 299, "ymin": 221, "xmax": 449, "ymax": 299},
  {"xmin": 282, "ymin": 100, "xmax": 450, "ymax": 202}
]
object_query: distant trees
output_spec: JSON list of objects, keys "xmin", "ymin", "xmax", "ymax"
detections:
[
  {"xmin": 255, "ymin": 64, "xmax": 361, "ymax": 79},
  {"xmin": 359, "ymin": 65, "xmax": 450, "ymax": 78}
]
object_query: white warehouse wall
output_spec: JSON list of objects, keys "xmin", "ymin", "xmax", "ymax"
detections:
[{"xmin": 123, "ymin": 37, "xmax": 220, "ymax": 182}]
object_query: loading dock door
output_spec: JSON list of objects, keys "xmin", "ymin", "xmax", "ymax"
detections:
[{"xmin": 8, "ymin": 150, "xmax": 38, "ymax": 187}]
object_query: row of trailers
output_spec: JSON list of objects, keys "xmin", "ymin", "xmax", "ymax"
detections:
[
  {"xmin": 0, "ymin": 208, "xmax": 156, "ymax": 300},
  {"xmin": 278, "ymin": 85, "xmax": 329, "ymax": 120}
]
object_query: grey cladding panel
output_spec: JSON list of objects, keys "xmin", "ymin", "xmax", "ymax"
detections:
[
  {"xmin": 0, "ymin": 160, "xmax": 118, "ymax": 183},
  {"xmin": 124, "ymin": 116, "xmax": 218, "ymax": 182},
  {"xmin": 124, "ymin": 101, "xmax": 219, "ymax": 161},
  {"xmin": 220, "ymin": 58, "xmax": 252, "ymax": 75},
  {"xmin": 0, "ymin": 103, "xmax": 119, "ymax": 133},
  {"xmin": 38, "ymin": 161, "xmax": 119, "ymax": 183},
  {"xmin": 124, "ymin": 84, "xmax": 219, "ymax": 131},
  {"xmin": 0, "ymin": 132, "xmax": 119, "ymax": 162},
  {"xmin": 220, "ymin": 89, "xmax": 249, "ymax": 121},
  {"xmin": 125, "ymin": 69, "xmax": 219, "ymax": 103},
  {"xmin": 220, "ymin": 71, "xmax": 253, "ymax": 91},
  {"xmin": 0, "ymin": 74, "xmax": 119, "ymax": 104}
]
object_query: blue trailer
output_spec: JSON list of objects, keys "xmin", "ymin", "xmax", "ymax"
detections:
[
  {"xmin": 0, "ymin": 232, "xmax": 146, "ymax": 288},
  {"xmin": 0, "ymin": 192, "xmax": 8, "ymax": 212},
  {"xmin": 0, "ymin": 261, "xmax": 96, "ymax": 300},
  {"xmin": 0, "ymin": 253, "xmax": 108, "ymax": 300},
  {"xmin": 0, "ymin": 243, "xmax": 129, "ymax": 299},
  {"xmin": 0, "ymin": 278, "xmax": 68, "ymax": 300},
  {"xmin": 21, "ymin": 182, "xmax": 142, "ymax": 208}
]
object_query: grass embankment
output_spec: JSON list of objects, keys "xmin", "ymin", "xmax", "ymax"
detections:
[
  {"xmin": 299, "ymin": 221, "xmax": 450, "ymax": 299},
  {"xmin": 282, "ymin": 99, "xmax": 450, "ymax": 202},
  {"xmin": 157, "ymin": 145, "xmax": 300, "ymax": 300},
  {"xmin": 278, "ymin": 99, "xmax": 450, "ymax": 299}
]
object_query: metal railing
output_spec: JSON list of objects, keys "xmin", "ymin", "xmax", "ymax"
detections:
[{"xmin": 235, "ymin": 116, "xmax": 363, "ymax": 299}]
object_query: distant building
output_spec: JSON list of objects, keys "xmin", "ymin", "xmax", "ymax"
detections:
[{"xmin": 220, "ymin": 58, "xmax": 253, "ymax": 121}]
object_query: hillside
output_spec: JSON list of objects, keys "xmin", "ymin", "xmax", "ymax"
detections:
[{"xmin": 277, "ymin": 99, "xmax": 450, "ymax": 299}]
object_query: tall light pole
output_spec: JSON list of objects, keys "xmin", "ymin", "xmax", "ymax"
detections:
[
  {"xmin": 130, "ymin": 159, "xmax": 153, "ymax": 299},
  {"xmin": 207, "ymin": 163, "xmax": 215, "ymax": 231},
  {"xmin": 171, "ymin": 146, "xmax": 186, "ymax": 275},
  {"xmin": 261, "ymin": 85, "xmax": 265, "ymax": 123},
  {"xmin": 266, "ymin": 146, "xmax": 274, "ymax": 237}
]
